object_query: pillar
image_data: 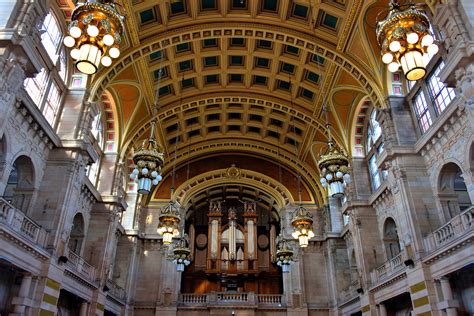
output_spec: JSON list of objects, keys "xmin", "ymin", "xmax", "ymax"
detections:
[
  {"xmin": 12, "ymin": 274, "xmax": 33, "ymax": 314},
  {"xmin": 79, "ymin": 301, "xmax": 89, "ymax": 316},
  {"xmin": 440, "ymin": 277, "xmax": 458, "ymax": 316},
  {"xmin": 378, "ymin": 303, "xmax": 387, "ymax": 316}
]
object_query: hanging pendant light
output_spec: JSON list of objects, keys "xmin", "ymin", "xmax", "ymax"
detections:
[
  {"xmin": 376, "ymin": 0, "xmax": 438, "ymax": 81},
  {"xmin": 317, "ymin": 106, "xmax": 351, "ymax": 198},
  {"xmin": 63, "ymin": 0, "xmax": 125, "ymax": 74},
  {"xmin": 130, "ymin": 121, "xmax": 164, "ymax": 195},
  {"xmin": 157, "ymin": 201, "xmax": 181, "ymax": 244},
  {"xmin": 275, "ymin": 238, "xmax": 295, "ymax": 273},
  {"xmin": 291, "ymin": 205, "xmax": 315, "ymax": 248},
  {"xmin": 171, "ymin": 236, "xmax": 192, "ymax": 272}
]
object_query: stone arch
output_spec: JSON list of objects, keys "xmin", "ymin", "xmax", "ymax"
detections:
[
  {"xmin": 437, "ymin": 162, "xmax": 471, "ymax": 222},
  {"xmin": 350, "ymin": 97, "xmax": 371, "ymax": 158},
  {"xmin": 383, "ymin": 217, "xmax": 401, "ymax": 261},
  {"xmin": 68, "ymin": 213, "xmax": 86, "ymax": 256},
  {"xmin": 3, "ymin": 155, "xmax": 36, "ymax": 213}
]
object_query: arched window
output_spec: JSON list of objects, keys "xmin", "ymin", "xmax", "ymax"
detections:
[
  {"xmin": 438, "ymin": 163, "xmax": 471, "ymax": 221},
  {"xmin": 68, "ymin": 213, "xmax": 85, "ymax": 255},
  {"xmin": 3, "ymin": 156, "xmax": 35, "ymax": 213},
  {"xmin": 23, "ymin": 11, "xmax": 69, "ymax": 129},
  {"xmin": 366, "ymin": 110, "xmax": 385, "ymax": 191},
  {"xmin": 86, "ymin": 112, "xmax": 104, "ymax": 186},
  {"xmin": 383, "ymin": 218, "xmax": 401, "ymax": 260}
]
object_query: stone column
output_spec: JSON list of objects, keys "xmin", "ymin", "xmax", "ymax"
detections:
[
  {"xmin": 378, "ymin": 303, "xmax": 387, "ymax": 316},
  {"xmin": 12, "ymin": 274, "xmax": 33, "ymax": 314},
  {"xmin": 440, "ymin": 277, "xmax": 458, "ymax": 316},
  {"xmin": 79, "ymin": 301, "xmax": 89, "ymax": 316}
]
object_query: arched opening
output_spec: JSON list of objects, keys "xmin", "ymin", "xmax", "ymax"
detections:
[
  {"xmin": 3, "ymin": 156, "xmax": 35, "ymax": 213},
  {"xmin": 438, "ymin": 163, "xmax": 471, "ymax": 221},
  {"xmin": 68, "ymin": 213, "xmax": 85, "ymax": 255},
  {"xmin": 383, "ymin": 218, "xmax": 401, "ymax": 260},
  {"xmin": 180, "ymin": 183, "xmax": 282, "ymax": 294}
]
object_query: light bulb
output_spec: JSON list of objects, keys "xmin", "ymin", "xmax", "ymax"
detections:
[
  {"xmin": 389, "ymin": 40, "xmax": 401, "ymax": 52},
  {"xmin": 70, "ymin": 48, "xmax": 80, "ymax": 60},
  {"xmin": 152, "ymin": 179, "xmax": 159, "ymax": 186},
  {"xmin": 156, "ymin": 174, "xmax": 162, "ymax": 182},
  {"xmin": 70, "ymin": 26, "xmax": 82, "ymax": 38},
  {"xmin": 421, "ymin": 34, "xmax": 434, "ymax": 47},
  {"xmin": 101, "ymin": 56, "xmax": 112, "ymax": 67},
  {"xmin": 382, "ymin": 53, "xmax": 393, "ymax": 64},
  {"xmin": 63, "ymin": 36, "xmax": 75, "ymax": 48},
  {"xmin": 427, "ymin": 43, "xmax": 439, "ymax": 55},
  {"xmin": 130, "ymin": 173, "xmax": 136, "ymax": 180},
  {"xmin": 109, "ymin": 47, "xmax": 120, "ymax": 58},
  {"xmin": 406, "ymin": 32, "xmax": 419, "ymax": 44},
  {"xmin": 151, "ymin": 171, "xmax": 158, "ymax": 178},
  {"xmin": 103, "ymin": 34, "xmax": 115, "ymax": 46},
  {"xmin": 343, "ymin": 174, "xmax": 351, "ymax": 182},
  {"xmin": 142, "ymin": 167, "xmax": 149, "ymax": 175},
  {"xmin": 320, "ymin": 178, "xmax": 327, "ymax": 184},
  {"xmin": 336, "ymin": 171, "xmax": 343, "ymax": 178},
  {"xmin": 87, "ymin": 25, "xmax": 99, "ymax": 37},
  {"xmin": 388, "ymin": 62, "xmax": 400, "ymax": 72},
  {"xmin": 325, "ymin": 174, "xmax": 333, "ymax": 181}
]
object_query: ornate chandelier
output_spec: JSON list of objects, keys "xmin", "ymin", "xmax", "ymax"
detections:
[
  {"xmin": 171, "ymin": 236, "xmax": 192, "ymax": 272},
  {"xmin": 130, "ymin": 121, "xmax": 164, "ymax": 194},
  {"xmin": 275, "ymin": 238, "xmax": 295, "ymax": 273},
  {"xmin": 63, "ymin": 0, "xmax": 125, "ymax": 75},
  {"xmin": 291, "ymin": 205, "xmax": 315, "ymax": 248},
  {"xmin": 318, "ymin": 107, "xmax": 351, "ymax": 198},
  {"xmin": 377, "ymin": 0, "xmax": 438, "ymax": 81},
  {"xmin": 157, "ymin": 201, "xmax": 181, "ymax": 244}
]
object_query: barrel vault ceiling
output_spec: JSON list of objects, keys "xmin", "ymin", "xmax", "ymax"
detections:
[{"xmin": 55, "ymin": 0, "xmax": 431, "ymax": 203}]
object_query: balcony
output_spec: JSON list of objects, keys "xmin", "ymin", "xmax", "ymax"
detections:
[
  {"xmin": 423, "ymin": 206, "xmax": 473, "ymax": 254},
  {"xmin": 64, "ymin": 248, "xmax": 97, "ymax": 284},
  {"xmin": 339, "ymin": 280, "xmax": 360, "ymax": 304},
  {"xmin": 370, "ymin": 251, "xmax": 406, "ymax": 287},
  {"xmin": 178, "ymin": 292, "xmax": 285, "ymax": 309},
  {"xmin": 106, "ymin": 279, "xmax": 127, "ymax": 304},
  {"xmin": 0, "ymin": 197, "xmax": 49, "ymax": 248}
]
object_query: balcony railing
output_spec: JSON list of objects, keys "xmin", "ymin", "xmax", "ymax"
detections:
[
  {"xmin": 0, "ymin": 197, "xmax": 49, "ymax": 247},
  {"xmin": 65, "ymin": 248, "xmax": 96, "ymax": 283},
  {"xmin": 370, "ymin": 251, "xmax": 405, "ymax": 286},
  {"xmin": 339, "ymin": 280, "xmax": 360, "ymax": 303},
  {"xmin": 106, "ymin": 279, "xmax": 127, "ymax": 303},
  {"xmin": 423, "ymin": 206, "xmax": 474, "ymax": 253},
  {"xmin": 178, "ymin": 293, "xmax": 285, "ymax": 308}
]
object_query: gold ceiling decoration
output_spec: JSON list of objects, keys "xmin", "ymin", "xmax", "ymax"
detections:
[
  {"xmin": 63, "ymin": 0, "xmax": 125, "ymax": 74},
  {"xmin": 376, "ymin": 0, "xmax": 438, "ymax": 81}
]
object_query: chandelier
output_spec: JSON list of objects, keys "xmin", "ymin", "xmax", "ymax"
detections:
[
  {"xmin": 318, "ymin": 107, "xmax": 351, "ymax": 198},
  {"xmin": 63, "ymin": 0, "xmax": 125, "ymax": 75},
  {"xmin": 157, "ymin": 201, "xmax": 181, "ymax": 244},
  {"xmin": 291, "ymin": 205, "xmax": 315, "ymax": 248},
  {"xmin": 377, "ymin": 0, "xmax": 438, "ymax": 81},
  {"xmin": 130, "ymin": 121, "xmax": 164, "ymax": 194},
  {"xmin": 171, "ymin": 236, "xmax": 192, "ymax": 272},
  {"xmin": 275, "ymin": 239, "xmax": 295, "ymax": 273}
]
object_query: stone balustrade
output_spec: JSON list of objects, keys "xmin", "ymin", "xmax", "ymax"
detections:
[
  {"xmin": 106, "ymin": 279, "xmax": 127, "ymax": 303},
  {"xmin": 423, "ymin": 206, "xmax": 474, "ymax": 253},
  {"xmin": 0, "ymin": 197, "xmax": 49, "ymax": 247},
  {"xmin": 178, "ymin": 292, "xmax": 285, "ymax": 308},
  {"xmin": 339, "ymin": 280, "xmax": 360, "ymax": 303},
  {"xmin": 370, "ymin": 251, "xmax": 405, "ymax": 286},
  {"xmin": 65, "ymin": 248, "xmax": 97, "ymax": 283}
]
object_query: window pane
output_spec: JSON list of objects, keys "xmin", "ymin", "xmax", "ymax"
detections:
[
  {"xmin": 427, "ymin": 62, "xmax": 456, "ymax": 114},
  {"xmin": 43, "ymin": 82, "xmax": 61, "ymax": 125},
  {"xmin": 91, "ymin": 113, "xmax": 104, "ymax": 149},
  {"xmin": 369, "ymin": 155, "xmax": 381, "ymax": 190},
  {"xmin": 42, "ymin": 13, "xmax": 62, "ymax": 62},
  {"xmin": 370, "ymin": 110, "xmax": 382, "ymax": 141},
  {"xmin": 59, "ymin": 50, "xmax": 67, "ymax": 83},
  {"xmin": 413, "ymin": 92, "xmax": 432, "ymax": 133},
  {"xmin": 24, "ymin": 69, "xmax": 48, "ymax": 105}
]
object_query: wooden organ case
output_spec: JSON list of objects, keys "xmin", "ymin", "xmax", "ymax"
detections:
[{"xmin": 181, "ymin": 200, "xmax": 282, "ymax": 294}]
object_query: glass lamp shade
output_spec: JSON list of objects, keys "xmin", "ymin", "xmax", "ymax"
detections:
[
  {"xmin": 298, "ymin": 235, "xmax": 309, "ymax": 248},
  {"xmin": 137, "ymin": 177, "xmax": 152, "ymax": 194},
  {"xmin": 330, "ymin": 181, "xmax": 345, "ymax": 198},
  {"xmin": 76, "ymin": 44, "xmax": 102, "ymax": 75},
  {"xmin": 69, "ymin": 26, "xmax": 82, "ymax": 38},
  {"xmin": 176, "ymin": 263, "xmax": 185, "ymax": 272},
  {"xmin": 63, "ymin": 36, "xmax": 75, "ymax": 48},
  {"xmin": 400, "ymin": 50, "xmax": 426, "ymax": 81},
  {"xmin": 282, "ymin": 264, "xmax": 290, "ymax": 273},
  {"xmin": 162, "ymin": 232, "xmax": 173, "ymax": 244}
]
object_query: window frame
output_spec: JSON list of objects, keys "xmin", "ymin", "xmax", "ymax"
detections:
[{"xmin": 365, "ymin": 109, "xmax": 385, "ymax": 192}]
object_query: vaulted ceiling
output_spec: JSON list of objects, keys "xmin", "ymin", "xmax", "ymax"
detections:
[{"xmin": 55, "ymin": 0, "xmax": 431, "ymax": 203}]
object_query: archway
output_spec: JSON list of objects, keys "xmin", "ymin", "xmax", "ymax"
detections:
[
  {"xmin": 383, "ymin": 218, "xmax": 401, "ymax": 261},
  {"xmin": 438, "ymin": 162, "xmax": 471, "ymax": 221},
  {"xmin": 68, "ymin": 213, "xmax": 85, "ymax": 255},
  {"xmin": 3, "ymin": 156, "xmax": 35, "ymax": 213}
]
